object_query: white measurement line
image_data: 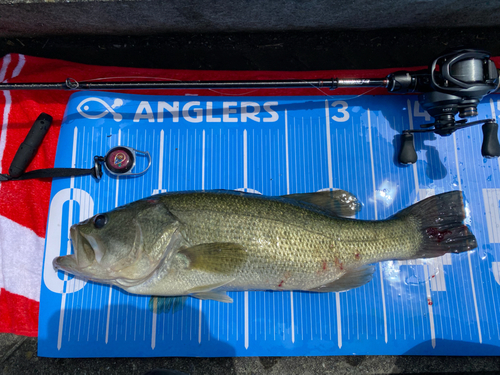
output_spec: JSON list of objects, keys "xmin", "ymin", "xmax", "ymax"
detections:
[
  {"xmin": 198, "ymin": 299, "xmax": 203, "ymax": 343},
  {"xmin": 367, "ymin": 108, "xmax": 388, "ymax": 343},
  {"xmin": 367, "ymin": 109, "xmax": 378, "ymax": 219},
  {"xmin": 57, "ymin": 127, "xmax": 79, "ymax": 350},
  {"xmin": 105, "ymin": 130, "xmax": 121, "ymax": 344},
  {"xmin": 285, "ymin": 109, "xmax": 290, "ymax": 194},
  {"xmin": 243, "ymin": 129, "xmax": 248, "ymax": 190},
  {"xmin": 335, "ymin": 293, "xmax": 342, "ymax": 348},
  {"xmin": 325, "ymin": 100, "xmax": 342, "ymax": 348},
  {"xmin": 244, "ymin": 291, "xmax": 249, "ymax": 349},
  {"xmin": 423, "ymin": 264, "xmax": 436, "ymax": 348},
  {"xmin": 284, "ymin": 109, "xmax": 296, "ymax": 344},
  {"xmin": 324, "ymin": 100, "xmax": 334, "ymax": 189},
  {"xmin": 115, "ymin": 129, "xmax": 121, "ymax": 207},
  {"xmin": 408, "ymin": 99, "xmax": 436, "ymax": 346},
  {"xmin": 57, "ymin": 292, "xmax": 67, "ymax": 350},
  {"xmin": 158, "ymin": 130, "xmax": 164, "ymax": 191},
  {"xmin": 198, "ymin": 131, "xmax": 206, "ymax": 344},
  {"xmin": 453, "ymin": 133, "xmax": 482, "ymax": 343},
  {"xmin": 242, "ymin": 129, "xmax": 250, "ymax": 349},
  {"xmin": 104, "ymin": 288, "xmax": 113, "ymax": 344},
  {"xmin": 151, "ymin": 298, "xmax": 157, "ymax": 349},
  {"xmin": 202, "ymin": 130, "xmax": 205, "ymax": 190}
]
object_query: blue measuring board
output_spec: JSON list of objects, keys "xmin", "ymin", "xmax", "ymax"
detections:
[{"xmin": 38, "ymin": 91, "xmax": 500, "ymax": 357}]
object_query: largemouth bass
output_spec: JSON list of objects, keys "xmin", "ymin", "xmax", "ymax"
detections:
[{"xmin": 53, "ymin": 190, "xmax": 476, "ymax": 304}]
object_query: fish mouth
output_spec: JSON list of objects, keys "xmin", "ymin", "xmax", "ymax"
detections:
[
  {"xmin": 53, "ymin": 226, "xmax": 98, "ymax": 277},
  {"xmin": 53, "ymin": 223, "xmax": 158, "ymax": 287}
]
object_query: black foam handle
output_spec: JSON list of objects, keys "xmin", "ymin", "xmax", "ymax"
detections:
[
  {"xmin": 8, "ymin": 113, "xmax": 53, "ymax": 178},
  {"xmin": 482, "ymin": 121, "xmax": 500, "ymax": 158},
  {"xmin": 398, "ymin": 132, "xmax": 418, "ymax": 164}
]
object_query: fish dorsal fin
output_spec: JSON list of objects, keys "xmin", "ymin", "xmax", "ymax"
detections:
[
  {"xmin": 178, "ymin": 242, "xmax": 248, "ymax": 274},
  {"xmin": 308, "ymin": 265, "xmax": 375, "ymax": 293},
  {"xmin": 281, "ymin": 190, "xmax": 361, "ymax": 217}
]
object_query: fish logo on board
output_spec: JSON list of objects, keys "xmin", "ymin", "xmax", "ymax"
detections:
[{"xmin": 76, "ymin": 97, "xmax": 124, "ymax": 122}]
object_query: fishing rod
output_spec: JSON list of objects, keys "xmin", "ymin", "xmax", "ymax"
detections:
[
  {"xmin": 0, "ymin": 48, "xmax": 499, "ymax": 165},
  {"xmin": 0, "ymin": 78, "xmax": 389, "ymax": 91}
]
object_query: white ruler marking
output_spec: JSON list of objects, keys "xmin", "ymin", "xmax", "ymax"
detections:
[
  {"xmin": 453, "ymin": 132, "xmax": 482, "ymax": 343},
  {"xmin": 336, "ymin": 293, "xmax": 342, "ymax": 348},
  {"xmin": 57, "ymin": 127, "xmax": 79, "ymax": 350},
  {"xmin": 151, "ymin": 298, "xmax": 157, "ymax": 349},
  {"xmin": 284, "ymin": 109, "xmax": 295, "ymax": 344},
  {"xmin": 198, "ymin": 299, "xmax": 203, "ymax": 344},
  {"xmin": 243, "ymin": 129, "xmax": 250, "ymax": 349},
  {"xmin": 368, "ymin": 108, "xmax": 388, "ymax": 343},
  {"xmin": 158, "ymin": 130, "xmax": 164, "ymax": 191},
  {"xmin": 197, "ymin": 130, "xmax": 207, "ymax": 344},
  {"xmin": 325, "ymin": 100, "xmax": 342, "ymax": 347},
  {"xmin": 244, "ymin": 291, "xmax": 249, "ymax": 349},
  {"xmin": 423, "ymin": 264, "xmax": 436, "ymax": 348}
]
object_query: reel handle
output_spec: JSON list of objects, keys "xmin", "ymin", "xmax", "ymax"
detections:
[
  {"xmin": 8, "ymin": 113, "xmax": 53, "ymax": 178},
  {"xmin": 482, "ymin": 121, "xmax": 500, "ymax": 158},
  {"xmin": 398, "ymin": 132, "xmax": 418, "ymax": 164}
]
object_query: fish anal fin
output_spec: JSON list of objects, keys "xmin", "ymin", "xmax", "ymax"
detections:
[
  {"xmin": 186, "ymin": 280, "xmax": 234, "ymax": 302},
  {"xmin": 282, "ymin": 190, "xmax": 361, "ymax": 217},
  {"xmin": 308, "ymin": 265, "xmax": 375, "ymax": 293},
  {"xmin": 178, "ymin": 242, "xmax": 248, "ymax": 274}
]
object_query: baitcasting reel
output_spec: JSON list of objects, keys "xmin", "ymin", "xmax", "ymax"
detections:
[{"xmin": 390, "ymin": 49, "xmax": 500, "ymax": 164}]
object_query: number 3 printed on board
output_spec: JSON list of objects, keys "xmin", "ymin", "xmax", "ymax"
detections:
[{"xmin": 331, "ymin": 101, "xmax": 350, "ymax": 122}]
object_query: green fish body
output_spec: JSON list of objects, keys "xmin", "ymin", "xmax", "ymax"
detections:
[{"xmin": 54, "ymin": 190, "xmax": 476, "ymax": 303}]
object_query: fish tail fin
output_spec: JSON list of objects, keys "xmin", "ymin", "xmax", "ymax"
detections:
[{"xmin": 393, "ymin": 191, "xmax": 477, "ymax": 259}]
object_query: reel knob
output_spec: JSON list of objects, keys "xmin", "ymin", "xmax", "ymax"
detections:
[
  {"xmin": 481, "ymin": 121, "xmax": 500, "ymax": 158},
  {"xmin": 398, "ymin": 132, "xmax": 418, "ymax": 164}
]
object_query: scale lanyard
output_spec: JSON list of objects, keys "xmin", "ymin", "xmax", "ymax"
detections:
[
  {"xmin": 0, "ymin": 167, "xmax": 98, "ymax": 181},
  {"xmin": 0, "ymin": 113, "xmax": 151, "ymax": 182}
]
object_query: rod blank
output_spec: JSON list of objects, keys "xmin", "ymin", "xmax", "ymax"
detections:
[{"xmin": 0, "ymin": 78, "xmax": 389, "ymax": 91}]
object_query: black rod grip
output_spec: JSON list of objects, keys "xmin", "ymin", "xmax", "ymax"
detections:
[
  {"xmin": 398, "ymin": 132, "xmax": 418, "ymax": 164},
  {"xmin": 8, "ymin": 113, "xmax": 53, "ymax": 178},
  {"xmin": 481, "ymin": 121, "xmax": 500, "ymax": 158}
]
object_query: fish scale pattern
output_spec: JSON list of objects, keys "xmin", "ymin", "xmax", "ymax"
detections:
[{"xmin": 134, "ymin": 191, "xmax": 424, "ymax": 293}]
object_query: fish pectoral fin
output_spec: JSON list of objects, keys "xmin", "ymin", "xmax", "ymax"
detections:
[
  {"xmin": 148, "ymin": 296, "xmax": 187, "ymax": 314},
  {"xmin": 308, "ymin": 265, "xmax": 376, "ymax": 293},
  {"xmin": 191, "ymin": 291, "xmax": 233, "ymax": 303},
  {"xmin": 281, "ymin": 190, "xmax": 361, "ymax": 217},
  {"xmin": 178, "ymin": 242, "xmax": 248, "ymax": 274}
]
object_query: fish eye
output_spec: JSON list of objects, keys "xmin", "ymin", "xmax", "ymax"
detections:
[{"xmin": 93, "ymin": 214, "xmax": 108, "ymax": 229}]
